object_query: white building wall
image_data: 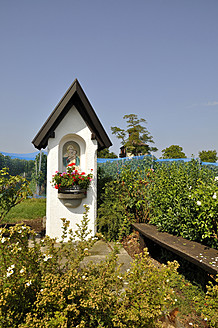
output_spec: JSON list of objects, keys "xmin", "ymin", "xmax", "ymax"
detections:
[{"xmin": 46, "ymin": 105, "xmax": 98, "ymax": 240}]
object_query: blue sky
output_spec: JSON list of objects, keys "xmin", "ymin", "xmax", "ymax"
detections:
[{"xmin": 0, "ymin": 0, "xmax": 218, "ymax": 158}]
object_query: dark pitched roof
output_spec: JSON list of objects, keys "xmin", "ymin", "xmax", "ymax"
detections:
[{"xmin": 32, "ymin": 79, "xmax": 112, "ymax": 150}]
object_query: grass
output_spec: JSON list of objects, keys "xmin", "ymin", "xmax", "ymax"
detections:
[{"xmin": 3, "ymin": 198, "xmax": 46, "ymax": 223}]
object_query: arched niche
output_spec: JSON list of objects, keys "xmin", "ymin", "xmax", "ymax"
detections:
[{"xmin": 59, "ymin": 134, "xmax": 86, "ymax": 172}]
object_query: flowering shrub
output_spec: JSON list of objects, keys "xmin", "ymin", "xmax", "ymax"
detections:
[
  {"xmin": 98, "ymin": 160, "xmax": 218, "ymax": 248},
  {"xmin": 199, "ymin": 275, "xmax": 218, "ymax": 327},
  {"xmin": 0, "ymin": 205, "xmax": 184, "ymax": 328},
  {"xmin": 52, "ymin": 163, "xmax": 93, "ymax": 191}
]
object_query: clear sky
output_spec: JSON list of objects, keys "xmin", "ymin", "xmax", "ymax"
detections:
[{"xmin": 0, "ymin": 0, "xmax": 218, "ymax": 158}]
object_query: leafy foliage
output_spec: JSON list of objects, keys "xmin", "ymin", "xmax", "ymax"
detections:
[
  {"xmin": 97, "ymin": 163, "xmax": 152, "ymax": 241},
  {"xmin": 0, "ymin": 152, "xmax": 35, "ymax": 179},
  {"xmin": 98, "ymin": 159, "xmax": 218, "ymax": 248},
  {"xmin": 0, "ymin": 168, "xmax": 32, "ymax": 223},
  {"xmin": 97, "ymin": 155, "xmax": 154, "ymax": 181},
  {"xmin": 161, "ymin": 145, "xmax": 187, "ymax": 159},
  {"xmin": 97, "ymin": 148, "xmax": 118, "ymax": 158},
  {"xmin": 0, "ymin": 207, "xmax": 182, "ymax": 328},
  {"xmin": 97, "ymin": 166, "xmax": 114, "ymax": 208},
  {"xmin": 197, "ymin": 275, "xmax": 218, "ymax": 326},
  {"xmin": 148, "ymin": 160, "xmax": 218, "ymax": 248},
  {"xmin": 199, "ymin": 149, "xmax": 217, "ymax": 163}
]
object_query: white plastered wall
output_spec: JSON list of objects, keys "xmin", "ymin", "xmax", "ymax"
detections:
[{"xmin": 46, "ymin": 105, "xmax": 98, "ymax": 240}]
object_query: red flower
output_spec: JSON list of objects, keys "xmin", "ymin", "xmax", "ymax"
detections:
[
  {"xmin": 67, "ymin": 162, "xmax": 75, "ymax": 167},
  {"xmin": 55, "ymin": 184, "xmax": 59, "ymax": 189}
]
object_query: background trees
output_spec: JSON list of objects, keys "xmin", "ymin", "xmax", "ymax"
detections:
[
  {"xmin": 0, "ymin": 153, "xmax": 35, "ymax": 178},
  {"xmin": 111, "ymin": 114, "xmax": 157, "ymax": 156},
  {"xmin": 97, "ymin": 148, "xmax": 118, "ymax": 158},
  {"xmin": 0, "ymin": 152, "xmax": 47, "ymax": 195},
  {"xmin": 161, "ymin": 145, "xmax": 187, "ymax": 159},
  {"xmin": 199, "ymin": 150, "xmax": 217, "ymax": 163}
]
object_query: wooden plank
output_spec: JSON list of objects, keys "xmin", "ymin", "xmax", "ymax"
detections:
[{"xmin": 133, "ymin": 223, "xmax": 218, "ymax": 276}]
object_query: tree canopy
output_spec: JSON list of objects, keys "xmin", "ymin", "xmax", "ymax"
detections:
[
  {"xmin": 97, "ymin": 148, "xmax": 118, "ymax": 159},
  {"xmin": 111, "ymin": 114, "xmax": 157, "ymax": 156},
  {"xmin": 161, "ymin": 145, "xmax": 187, "ymax": 159},
  {"xmin": 0, "ymin": 153, "xmax": 35, "ymax": 179},
  {"xmin": 199, "ymin": 150, "xmax": 217, "ymax": 163},
  {"xmin": 0, "ymin": 168, "xmax": 32, "ymax": 222}
]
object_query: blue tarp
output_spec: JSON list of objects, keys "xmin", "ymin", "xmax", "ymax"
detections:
[
  {"xmin": 97, "ymin": 155, "xmax": 218, "ymax": 166},
  {"xmin": 1, "ymin": 151, "xmax": 218, "ymax": 166},
  {"xmin": 97, "ymin": 154, "xmax": 151, "ymax": 163},
  {"xmin": 156, "ymin": 158, "xmax": 192, "ymax": 163}
]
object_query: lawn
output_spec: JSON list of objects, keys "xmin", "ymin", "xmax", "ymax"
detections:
[{"xmin": 3, "ymin": 198, "xmax": 46, "ymax": 223}]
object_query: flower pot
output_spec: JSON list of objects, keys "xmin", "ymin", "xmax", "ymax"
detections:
[
  {"xmin": 58, "ymin": 186, "xmax": 87, "ymax": 195},
  {"xmin": 58, "ymin": 186, "xmax": 87, "ymax": 208}
]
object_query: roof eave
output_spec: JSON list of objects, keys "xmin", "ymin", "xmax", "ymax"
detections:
[{"xmin": 32, "ymin": 79, "xmax": 112, "ymax": 150}]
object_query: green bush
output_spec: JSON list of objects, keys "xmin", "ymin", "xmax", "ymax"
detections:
[
  {"xmin": 97, "ymin": 165, "xmax": 151, "ymax": 241},
  {"xmin": 97, "ymin": 166, "xmax": 114, "ymax": 208},
  {"xmin": 97, "ymin": 179, "xmax": 130, "ymax": 241},
  {"xmin": 149, "ymin": 160, "xmax": 218, "ymax": 248},
  {"xmin": 198, "ymin": 275, "xmax": 218, "ymax": 326},
  {"xmin": 97, "ymin": 155, "xmax": 154, "ymax": 181},
  {"xmin": 0, "ymin": 206, "xmax": 183, "ymax": 328},
  {"xmin": 98, "ymin": 159, "xmax": 218, "ymax": 248}
]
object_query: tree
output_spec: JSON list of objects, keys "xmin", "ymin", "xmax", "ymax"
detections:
[
  {"xmin": 0, "ymin": 168, "xmax": 32, "ymax": 222},
  {"xmin": 111, "ymin": 114, "xmax": 157, "ymax": 156},
  {"xmin": 0, "ymin": 153, "xmax": 35, "ymax": 179},
  {"xmin": 161, "ymin": 145, "xmax": 187, "ymax": 159},
  {"xmin": 97, "ymin": 148, "xmax": 118, "ymax": 158},
  {"xmin": 199, "ymin": 150, "xmax": 217, "ymax": 163}
]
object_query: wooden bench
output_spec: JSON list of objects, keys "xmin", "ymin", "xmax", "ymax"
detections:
[{"xmin": 132, "ymin": 223, "xmax": 218, "ymax": 276}]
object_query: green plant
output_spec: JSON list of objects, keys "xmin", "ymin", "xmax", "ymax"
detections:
[
  {"xmin": 199, "ymin": 149, "xmax": 217, "ymax": 163},
  {"xmin": 97, "ymin": 179, "xmax": 129, "ymax": 241},
  {"xmin": 97, "ymin": 166, "xmax": 114, "ymax": 207},
  {"xmin": 52, "ymin": 163, "xmax": 93, "ymax": 191},
  {"xmin": 0, "ymin": 167, "xmax": 32, "ymax": 223},
  {"xmin": 97, "ymin": 155, "xmax": 154, "ymax": 181},
  {"xmin": 0, "ymin": 206, "xmax": 184, "ymax": 328},
  {"xmin": 198, "ymin": 275, "xmax": 218, "ymax": 327},
  {"xmin": 161, "ymin": 145, "xmax": 187, "ymax": 159},
  {"xmin": 163, "ymin": 268, "xmax": 216, "ymax": 327},
  {"xmin": 97, "ymin": 164, "xmax": 151, "ymax": 241},
  {"xmin": 149, "ymin": 160, "xmax": 218, "ymax": 248}
]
